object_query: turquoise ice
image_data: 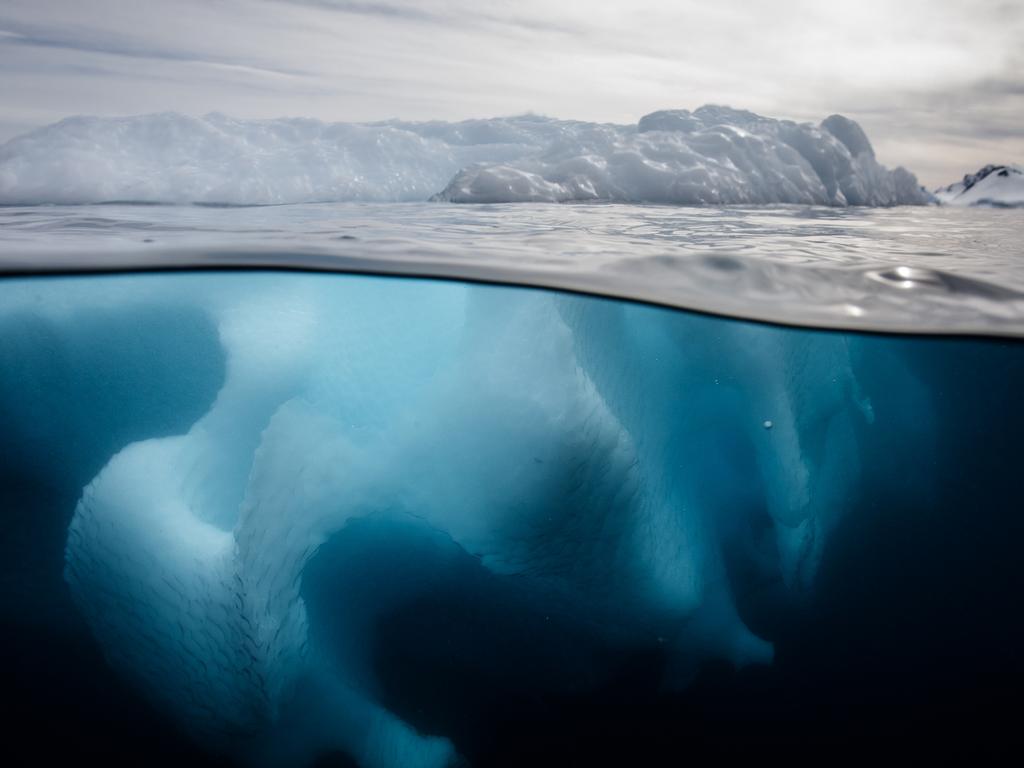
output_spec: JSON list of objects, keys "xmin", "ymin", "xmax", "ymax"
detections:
[{"xmin": 1, "ymin": 273, "xmax": 892, "ymax": 766}]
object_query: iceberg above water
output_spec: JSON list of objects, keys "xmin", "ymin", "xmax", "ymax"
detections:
[
  {"xmin": 434, "ymin": 109, "xmax": 928, "ymax": 206},
  {"xmin": 934, "ymin": 164, "xmax": 1024, "ymax": 208},
  {"xmin": 0, "ymin": 107, "xmax": 929, "ymax": 206}
]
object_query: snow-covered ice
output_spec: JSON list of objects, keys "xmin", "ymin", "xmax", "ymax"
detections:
[
  {"xmin": 0, "ymin": 107, "xmax": 930, "ymax": 206},
  {"xmin": 934, "ymin": 164, "xmax": 1024, "ymax": 208},
  {"xmin": 435, "ymin": 109, "xmax": 928, "ymax": 206}
]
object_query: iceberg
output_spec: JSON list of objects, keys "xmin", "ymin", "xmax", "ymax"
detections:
[
  {"xmin": 0, "ymin": 107, "xmax": 929, "ymax": 206},
  {"xmin": 435, "ymin": 108, "xmax": 928, "ymax": 206},
  {"xmin": 934, "ymin": 164, "xmax": 1024, "ymax": 208},
  {"xmin": 0, "ymin": 272, "xmax": 890, "ymax": 766}
]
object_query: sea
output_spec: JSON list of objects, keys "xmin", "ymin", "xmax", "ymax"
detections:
[{"xmin": 1, "ymin": 201, "xmax": 1022, "ymax": 766}]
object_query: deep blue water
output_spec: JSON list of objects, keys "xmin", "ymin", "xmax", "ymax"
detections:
[{"xmin": 1, "ymin": 269, "xmax": 1022, "ymax": 766}]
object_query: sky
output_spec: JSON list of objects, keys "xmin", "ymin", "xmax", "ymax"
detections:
[{"xmin": 0, "ymin": 0, "xmax": 1021, "ymax": 187}]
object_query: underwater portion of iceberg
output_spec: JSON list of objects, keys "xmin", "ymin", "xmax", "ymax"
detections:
[
  {"xmin": 2, "ymin": 272, "xmax": 1020, "ymax": 765},
  {"xmin": 0, "ymin": 107, "xmax": 929, "ymax": 206}
]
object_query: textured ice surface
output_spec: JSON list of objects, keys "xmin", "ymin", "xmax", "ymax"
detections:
[
  {"xmin": 435, "ymin": 109, "xmax": 928, "ymax": 206},
  {"xmin": 934, "ymin": 164, "xmax": 1024, "ymax": 208},
  {"xmin": 0, "ymin": 107, "xmax": 929, "ymax": 206},
  {"xmin": 0, "ymin": 272, "xmax": 886, "ymax": 767}
]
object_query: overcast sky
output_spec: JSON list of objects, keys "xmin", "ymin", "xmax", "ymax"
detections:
[{"xmin": 1, "ymin": 0, "xmax": 1021, "ymax": 187}]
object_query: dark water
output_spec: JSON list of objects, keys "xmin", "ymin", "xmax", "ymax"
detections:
[{"xmin": 1, "ymin": 271, "xmax": 1022, "ymax": 765}]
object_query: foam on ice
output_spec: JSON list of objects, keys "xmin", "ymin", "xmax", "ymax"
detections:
[{"xmin": 0, "ymin": 107, "xmax": 929, "ymax": 206}]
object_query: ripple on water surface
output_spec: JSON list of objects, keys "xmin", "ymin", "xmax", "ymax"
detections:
[{"xmin": 1, "ymin": 202, "xmax": 1022, "ymax": 335}]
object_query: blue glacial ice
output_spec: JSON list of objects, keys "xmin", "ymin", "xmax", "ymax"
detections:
[
  {"xmin": 0, "ymin": 273, "xmax": 918, "ymax": 766},
  {"xmin": 0, "ymin": 106, "xmax": 929, "ymax": 206}
]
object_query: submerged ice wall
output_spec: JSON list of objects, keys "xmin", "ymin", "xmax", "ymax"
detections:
[
  {"xmin": 0, "ymin": 107, "xmax": 929, "ymax": 206},
  {"xmin": 0, "ymin": 273, "xmax": 896, "ymax": 767}
]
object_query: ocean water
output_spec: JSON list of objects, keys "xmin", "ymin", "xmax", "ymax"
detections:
[
  {"xmin": 3, "ymin": 202, "xmax": 1024, "ymax": 335},
  {"xmin": 1, "ymin": 203, "xmax": 1023, "ymax": 766}
]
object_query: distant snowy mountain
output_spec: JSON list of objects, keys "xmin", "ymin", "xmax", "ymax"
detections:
[
  {"xmin": 934, "ymin": 164, "xmax": 1024, "ymax": 208},
  {"xmin": 0, "ymin": 107, "xmax": 930, "ymax": 207}
]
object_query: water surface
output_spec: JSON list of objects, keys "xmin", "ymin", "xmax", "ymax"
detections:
[{"xmin": 2, "ymin": 202, "xmax": 1023, "ymax": 335}]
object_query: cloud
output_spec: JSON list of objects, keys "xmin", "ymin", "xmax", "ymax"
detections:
[
  {"xmin": 276, "ymin": 0, "xmax": 584, "ymax": 36},
  {"xmin": 0, "ymin": 12, "xmax": 308, "ymax": 77}
]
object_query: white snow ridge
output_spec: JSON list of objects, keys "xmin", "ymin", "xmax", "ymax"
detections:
[
  {"xmin": 934, "ymin": 164, "xmax": 1024, "ymax": 208},
  {"xmin": 0, "ymin": 107, "xmax": 930, "ymax": 206}
]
